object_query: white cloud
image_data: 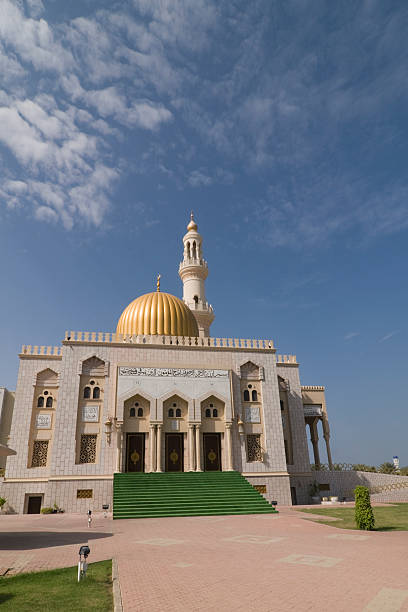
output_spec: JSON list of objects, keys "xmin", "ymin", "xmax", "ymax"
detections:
[
  {"xmin": 0, "ymin": 0, "xmax": 74, "ymax": 72},
  {"xmin": 35, "ymin": 205, "xmax": 58, "ymax": 223},
  {"xmin": 344, "ymin": 332, "xmax": 360, "ymax": 341},
  {"xmin": 25, "ymin": 0, "xmax": 44, "ymax": 19},
  {"xmin": 379, "ymin": 331, "xmax": 399, "ymax": 343},
  {"xmin": 15, "ymin": 99, "xmax": 64, "ymax": 140},
  {"xmin": 0, "ymin": 106, "xmax": 49, "ymax": 164},
  {"xmin": 127, "ymin": 101, "xmax": 172, "ymax": 130},
  {"xmin": 188, "ymin": 169, "xmax": 212, "ymax": 187}
]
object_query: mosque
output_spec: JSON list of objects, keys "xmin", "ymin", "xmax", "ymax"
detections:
[{"xmin": 0, "ymin": 214, "xmax": 333, "ymax": 515}]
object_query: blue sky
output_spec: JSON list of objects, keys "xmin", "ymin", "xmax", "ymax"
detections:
[{"xmin": 0, "ymin": 0, "xmax": 407, "ymax": 466}]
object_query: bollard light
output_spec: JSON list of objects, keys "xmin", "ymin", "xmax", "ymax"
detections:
[
  {"xmin": 78, "ymin": 545, "xmax": 90, "ymax": 582},
  {"xmin": 79, "ymin": 545, "xmax": 90, "ymax": 558}
]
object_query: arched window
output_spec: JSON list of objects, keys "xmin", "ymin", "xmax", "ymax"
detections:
[
  {"xmin": 176, "ymin": 408, "xmax": 181, "ymax": 417},
  {"xmin": 243, "ymin": 390, "xmax": 250, "ymax": 402},
  {"xmin": 84, "ymin": 387, "xmax": 91, "ymax": 399},
  {"xmin": 137, "ymin": 407, "xmax": 143, "ymax": 417},
  {"xmin": 46, "ymin": 397, "xmax": 53, "ymax": 408},
  {"xmin": 37, "ymin": 396, "xmax": 44, "ymax": 407},
  {"xmin": 193, "ymin": 295, "xmax": 198, "ymax": 304},
  {"xmin": 213, "ymin": 408, "xmax": 218, "ymax": 417},
  {"xmin": 205, "ymin": 408, "xmax": 211, "ymax": 418},
  {"xmin": 192, "ymin": 241, "xmax": 197, "ymax": 258},
  {"xmin": 252, "ymin": 390, "xmax": 258, "ymax": 401},
  {"xmin": 168, "ymin": 408, "xmax": 174, "ymax": 417},
  {"xmin": 280, "ymin": 400, "xmax": 284, "ymax": 411},
  {"xmin": 93, "ymin": 387, "xmax": 100, "ymax": 399},
  {"xmin": 187, "ymin": 242, "xmax": 191, "ymax": 258},
  {"xmin": 130, "ymin": 407, "xmax": 136, "ymax": 417}
]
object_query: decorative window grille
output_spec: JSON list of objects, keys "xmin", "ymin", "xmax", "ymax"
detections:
[
  {"xmin": 31, "ymin": 440, "xmax": 49, "ymax": 467},
  {"xmin": 246, "ymin": 434, "xmax": 263, "ymax": 462},
  {"xmin": 77, "ymin": 489, "xmax": 93, "ymax": 499},
  {"xmin": 79, "ymin": 434, "xmax": 97, "ymax": 464},
  {"xmin": 253, "ymin": 484, "xmax": 267, "ymax": 494}
]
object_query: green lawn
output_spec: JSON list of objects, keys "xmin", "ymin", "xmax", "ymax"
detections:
[
  {"xmin": 0, "ymin": 560, "xmax": 113, "ymax": 611},
  {"xmin": 299, "ymin": 503, "xmax": 408, "ymax": 531}
]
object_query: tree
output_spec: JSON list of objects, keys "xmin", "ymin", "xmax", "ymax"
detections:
[
  {"xmin": 352, "ymin": 464, "xmax": 377, "ymax": 473},
  {"xmin": 378, "ymin": 462, "xmax": 395, "ymax": 474},
  {"xmin": 354, "ymin": 486, "xmax": 375, "ymax": 530}
]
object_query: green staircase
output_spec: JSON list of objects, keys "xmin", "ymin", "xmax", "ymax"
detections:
[{"xmin": 113, "ymin": 471, "xmax": 278, "ymax": 519}]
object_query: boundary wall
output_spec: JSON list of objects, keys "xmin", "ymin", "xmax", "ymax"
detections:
[{"xmin": 313, "ymin": 470, "xmax": 408, "ymax": 502}]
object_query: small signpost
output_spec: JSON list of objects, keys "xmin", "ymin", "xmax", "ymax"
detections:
[{"xmin": 102, "ymin": 504, "xmax": 109, "ymax": 519}]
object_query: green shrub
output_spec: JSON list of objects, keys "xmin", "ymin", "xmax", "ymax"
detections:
[
  {"xmin": 0, "ymin": 496, "xmax": 6, "ymax": 509},
  {"xmin": 40, "ymin": 506, "xmax": 54, "ymax": 514},
  {"xmin": 400, "ymin": 466, "xmax": 408, "ymax": 476},
  {"xmin": 352, "ymin": 464, "xmax": 377, "ymax": 472},
  {"xmin": 354, "ymin": 486, "xmax": 375, "ymax": 530},
  {"xmin": 378, "ymin": 462, "xmax": 395, "ymax": 474}
]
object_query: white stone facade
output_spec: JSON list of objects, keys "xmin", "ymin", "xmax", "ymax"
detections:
[
  {"xmin": 0, "ymin": 216, "xmax": 332, "ymax": 513},
  {"xmin": 0, "ymin": 334, "xmax": 327, "ymax": 512}
]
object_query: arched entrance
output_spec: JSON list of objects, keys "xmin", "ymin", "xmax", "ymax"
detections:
[
  {"xmin": 163, "ymin": 394, "xmax": 188, "ymax": 472},
  {"xmin": 123, "ymin": 394, "xmax": 150, "ymax": 472}
]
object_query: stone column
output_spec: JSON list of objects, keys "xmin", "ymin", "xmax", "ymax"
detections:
[
  {"xmin": 188, "ymin": 424, "xmax": 195, "ymax": 471},
  {"xmin": 115, "ymin": 423, "xmax": 122, "ymax": 472},
  {"xmin": 225, "ymin": 423, "xmax": 233, "ymax": 471},
  {"xmin": 322, "ymin": 418, "xmax": 333, "ymax": 470},
  {"xmin": 309, "ymin": 419, "xmax": 321, "ymax": 468},
  {"xmin": 149, "ymin": 425, "xmax": 156, "ymax": 472},
  {"xmin": 195, "ymin": 424, "xmax": 202, "ymax": 471},
  {"xmin": 156, "ymin": 424, "xmax": 163, "ymax": 472}
]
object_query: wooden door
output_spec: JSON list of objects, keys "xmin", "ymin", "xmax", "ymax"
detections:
[
  {"xmin": 126, "ymin": 433, "xmax": 145, "ymax": 472},
  {"xmin": 27, "ymin": 496, "xmax": 42, "ymax": 514},
  {"xmin": 165, "ymin": 433, "xmax": 184, "ymax": 472},
  {"xmin": 203, "ymin": 433, "xmax": 221, "ymax": 471}
]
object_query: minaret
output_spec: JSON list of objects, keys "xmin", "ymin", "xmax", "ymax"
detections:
[{"xmin": 179, "ymin": 213, "xmax": 215, "ymax": 337}]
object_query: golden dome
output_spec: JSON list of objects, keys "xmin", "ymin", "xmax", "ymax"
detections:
[
  {"xmin": 187, "ymin": 211, "xmax": 197, "ymax": 232},
  {"xmin": 116, "ymin": 291, "xmax": 199, "ymax": 337}
]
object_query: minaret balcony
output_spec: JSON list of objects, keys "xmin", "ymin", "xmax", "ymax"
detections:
[
  {"xmin": 179, "ymin": 257, "xmax": 208, "ymax": 270},
  {"xmin": 185, "ymin": 299, "xmax": 214, "ymax": 314}
]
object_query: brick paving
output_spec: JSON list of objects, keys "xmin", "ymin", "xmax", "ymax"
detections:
[{"xmin": 1, "ymin": 507, "xmax": 408, "ymax": 611}]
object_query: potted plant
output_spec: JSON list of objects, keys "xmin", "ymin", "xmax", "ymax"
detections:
[
  {"xmin": 309, "ymin": 481, "xmax": 321, "ymax": 504},
  {"xmin": 0, "ymin": 497, "xmax": 6, "ymax": 513}
]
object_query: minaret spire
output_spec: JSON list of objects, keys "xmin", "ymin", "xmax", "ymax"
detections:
[{"xmin": 179, "ymin": 213, "xmax": 214, "ymax": 337}]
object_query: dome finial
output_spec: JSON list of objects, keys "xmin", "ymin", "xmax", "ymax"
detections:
[
  {"xmin": 187, "ymin": 211, "xmax": 197, "ymax": 231},
  {"xmin": 156, "ymin": 274, "xmax": 161, "ymax": 292}
]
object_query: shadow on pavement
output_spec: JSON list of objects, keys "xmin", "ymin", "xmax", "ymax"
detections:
[{"xmin": 0, "ymin": 531, "xmax": 112, "ymax": 550}]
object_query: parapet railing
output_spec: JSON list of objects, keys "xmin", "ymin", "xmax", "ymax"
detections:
[
  {"xmin": 62, "ymin": 331, "xmax": 275, "ymax": 350},
  {"xmin": 302, "ymin": 385, "xmax": 325, "ymax": 391},
  {"xmin": 179, "ymin": 257, "xmax": 208, "ymax": 269},
  {"xmin": 20, "ymin": 334, "xmax": 299, "ymax": 361},
  {"xmin": 276, "ymin": 354, "xmax": 297, "ymax": 364},
  {"xmin": 20, "ymin": 334, "xmax": 287, "ymax": 355},
  {"xmin": 20, "ymin": 345, "xmax": 62, "ymax": 356}
]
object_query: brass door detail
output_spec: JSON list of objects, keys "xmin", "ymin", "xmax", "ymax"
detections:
[
  {"xmin": 203, "ymin": 433, "xmax": 221, "ymax": 471},
  {"xmin": 126, "ymin": 433, "xmax": 145, "ymax": 472},
  {"xmin": 165, "ymin": 433, "xmax": 183, "ymax": 472}
]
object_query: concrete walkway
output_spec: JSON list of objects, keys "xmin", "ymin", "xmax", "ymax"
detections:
[{"xmin": 1, "ymin": 507, "xmax": 408, "ymax": 611}]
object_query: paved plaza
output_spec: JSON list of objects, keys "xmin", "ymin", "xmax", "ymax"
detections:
[{"xmin": 1, "ymin": 507, "xmax": 408, "ymax": 611}]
